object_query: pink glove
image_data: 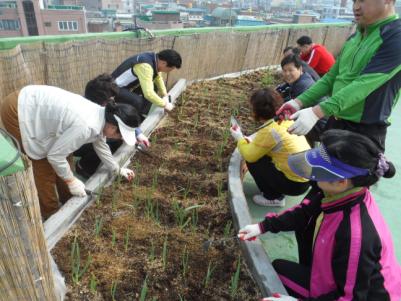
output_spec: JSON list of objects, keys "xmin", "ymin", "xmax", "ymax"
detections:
[
  {"xmin": 275, "ymin": 99, "xmax": 302, "ymax": 121},
  {"xmin": 137, "ymin": 133, "xmax": 150, "ymax": 148}
]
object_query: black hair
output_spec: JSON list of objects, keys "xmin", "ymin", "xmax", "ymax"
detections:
[
  {"xmin": 105, "ymin": 102, "xmax": 140, "ymax": 128},
  {"xmin": 157, "ymin": 49, "xmax": 182, "ymax": 69},
  {"xmin": 296, "ymin": 35, "xmax": 313, "ymax": 46},
  {"xmin": 283, "ymin": 46, "xmax": 294, "ymax": 54},
  {"xmin": 321, "ymin": 129, "xmax": 396, "ymax": 187},
  {"xmin": 85, "ymin": 73, "xmax": 119, "ymax": 106},
  {"xmin": 250, "ymin": 88, "xmax": 283, "ymax": 121},
  {"xmin": 283, "ymin": 46, "xmax": 301, "ymax": 57},
  {"xmin": 281, "ymin": 54, "xmax": 303, "ymax": 69}
]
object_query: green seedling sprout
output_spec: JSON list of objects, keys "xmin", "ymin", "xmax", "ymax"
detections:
[
  {"xmin": 124, "ymin": 227, "xmax": 130, "ymax": 252},
  {"xmin": 139, "ymin": 275, "xmax": 148, "ymax": 301},
  {"xmin": 95, "ymin": 187, "xmax": 103, "ymax": 207},
  {"xmin": 191, "ymin": 207, "xmax": 199, "ymax": 231},
  {"xmin": 111, "ymin": 280, "xmax": 117, "ymax": 301},
  {"xmin": 94, "ymin": 216, "xmax": 103, "ymax": 238},
  {"xmin": 89, "ymin": 273, "xmax": 97, "ymax": 293},
  {"xmin": 229, "ymin": 256, "xmax": 241, "ymax": 298},
  {"xmin": 70, "ymin": 236, "xmax": 92, "ymax": 284},
  {"xmin": 204, "ymin": 260, "xmax": 216, "ymax": 288},
  {"xmin": 144, "ymin": 197, "xmax": 160, "ymax": 223},
  {"xmin": 223, "ymin": 220, "xmax": 232, "ymax": 238},
  {"xmin": 148, "ymin": 241, "xmax": 155, "ymax": 261},
  {"xmin": 178, "ymin": 294, "xmax": 186, "ymax": 301},
  {"xmin": 162, "ymin": 236, "xmax": 168, "ymax": 270},
  {"xmin": 151, "ymin": 172, "xmax": 158, "ymax": 192},
  {"xmin": 181, "ymin": 246, "xmax": 189, "ymax": 279},
  {"xmin": 217, "ymin": 180, "xmax": 224, "ymax": 199}
]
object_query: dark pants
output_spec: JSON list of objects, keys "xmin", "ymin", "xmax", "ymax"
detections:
[
  {"xmin": 115, "ymin": 87, "xmax": 152, "ymax": 119},
  {"xmin": 246, "ymin": 156, "xmax": 310, "ymax": 200},
  {"xmin": 324, "ymin": 117, "xmax": 387, "ymax": 152},
  {"xmin": 74, "ymin": 139, "xmax": 122, "ymax": 177},
  {"xmin": 273, "ymin": 259, "xmax": 311, "ymax": 299}
]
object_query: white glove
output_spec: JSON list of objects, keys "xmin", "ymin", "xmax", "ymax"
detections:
[
  {"xmin": 164, "ymin": 101, "xmax": 174, "ymax": 112},
  {"xmin": 262, "ymin": 293, "xmax": 298, "ymax": 301},
  {"xmin": 288, "ymin": 107, "xmax": 320, "ymax": 135},
  {"xmin": 238, "ymin": 224, "xmax": 261, "ymax": 241},
  {"xmin": 120, "ymin": 168, "xmax": 135, "ymax": 182},
  {"xmin": 230, "ymin": 126, "xmax": 244, "ymax": 141},
  {"xmin": 137, "ymin": 133, "xmax": 150, "ymax": 148},
  {"xmin": 66, "ymin": 177, "xmax": 86, "ymax": 197},
  {"xmin": 276, "ymin": 99, "xmax": 302, "ymax": 120}
]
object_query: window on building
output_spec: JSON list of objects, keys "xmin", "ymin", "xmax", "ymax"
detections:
[
  {"xmin": 0, "ymin": 19, "xmax": 20, "ymax": 31},
  {"xmin": 57, "ymin": 20, "xmax": 78, "ymax": 31},
  {"xmin": 44, "ymin": 21, "xmax": 52, "ymax": 27}
]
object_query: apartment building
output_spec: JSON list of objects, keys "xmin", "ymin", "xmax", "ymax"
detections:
[{"xmin": 0, "ymin": 0, "xmax": 87, "ymax": 37}]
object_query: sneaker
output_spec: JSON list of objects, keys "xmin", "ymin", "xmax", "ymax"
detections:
[{"xmin": 252, "ymin": 194, "xmax": 286, "ymax": 207}]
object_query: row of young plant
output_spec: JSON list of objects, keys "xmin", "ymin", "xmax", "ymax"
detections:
[{"xmin": 66, "ymin": 73, "xmax": 273, "ymax": 299}]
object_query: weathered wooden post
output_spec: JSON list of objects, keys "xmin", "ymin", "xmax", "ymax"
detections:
[{"xmin": 0, "ymin": 130, "xmax": 57, "ymax": 300}]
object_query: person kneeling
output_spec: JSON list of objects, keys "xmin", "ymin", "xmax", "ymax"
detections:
[{"xmin": 230, "ymin": 88, "xmax": 310, "ymax": 207}]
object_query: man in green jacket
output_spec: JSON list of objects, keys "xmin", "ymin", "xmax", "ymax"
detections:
[{"xmin": 277, "ymin": 0, "xmax": 401, "ymax": 151}]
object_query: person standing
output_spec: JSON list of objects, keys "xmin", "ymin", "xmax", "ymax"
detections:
[
  {"xmin": 278, "ymin": 0, "xmax": 401, "ymax": 152},
  {"xmin": 1, "ymin": 85, "xmax": 139, "ymax": 219},
  {"xmin": 112, "ymin": 49, "xmax": 182, "ymax": 119},
  {"xmin": 297, "ymin": 36, "xmax": 335, "ymax": 77}
]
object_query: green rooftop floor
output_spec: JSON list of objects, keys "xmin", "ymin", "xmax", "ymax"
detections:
[{"xmin": 244, "ymin": 102, "xmax": 401, "ymax": 262}]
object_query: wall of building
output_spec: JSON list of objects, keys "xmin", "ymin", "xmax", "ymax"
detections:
[
  {"xmin": 41, "ymin": 9, "xmax": 87, "ymax": 34},
  {"xmin": 0, "ymin": 7, "xmax": 23, "ymax": 37}
]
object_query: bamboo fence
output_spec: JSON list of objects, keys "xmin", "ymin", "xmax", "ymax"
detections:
[{"xmin": 0, "ymin": 156, "xmax": 56, "ymax": 300}]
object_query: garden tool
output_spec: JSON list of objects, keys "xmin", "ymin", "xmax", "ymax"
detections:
[{"xmin": 84, "ymin": 189, "xmax": 100, "ymax": 196}]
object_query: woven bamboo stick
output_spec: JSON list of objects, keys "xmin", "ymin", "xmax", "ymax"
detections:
[{"xmin": 0, "ymin": 156, "xmax": 56, "ymax": 300}]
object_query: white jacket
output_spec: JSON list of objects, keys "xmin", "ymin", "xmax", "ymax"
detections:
[{"xmin": 18, "ymin": 85, "xmax": 119, "ymax": 180}]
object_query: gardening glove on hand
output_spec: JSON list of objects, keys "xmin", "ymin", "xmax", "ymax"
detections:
[
  {"xmin": 230, "ymin": 126, "xmax": 244, "ymax": 141},
  {"xmin": 261, "ymin": 293, "xmax": 298, "ymax": 301},
  {"xmin": 137, "ymin": 133, "xmax": 150, "ymax": 148},
  {"xmin": 238, "ymin": 224, "xmax": 262, "ymax": 241},
  {"xmin": 66, "ymin": 177, "xmax": 86, "ymax": 197},
  {"xmin": 275, "ymin": 99, "xmax": 301, "ymax": 121},
  {"xmin": 164, "ymin": 97, "xmax": 174, "ymax": 112},
  {"xmin": 120, "ymin": 168, "xmax": 135, "ymax": 182},
  {"xmin": 288, "ymin": 107, "xmax": 320, "ymax": 136}
]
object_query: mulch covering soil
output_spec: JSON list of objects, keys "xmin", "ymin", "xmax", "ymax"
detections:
[{"xmin": 52, "ymin": 70, "xmax": 279, "ymax": 301}]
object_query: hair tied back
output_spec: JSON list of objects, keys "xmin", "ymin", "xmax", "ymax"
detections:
[{"xmin": 375, "ymin": 153, "xmax": 389, "ymax": 177}]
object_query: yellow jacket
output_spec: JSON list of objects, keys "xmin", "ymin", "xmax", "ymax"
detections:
[
  {"xmin": 133, "ymin": 63, "xmax": 168, "ymax": 107},
  {"xmin": 237, "ymin": 119, "xmax": 310, "ymax": 182}
]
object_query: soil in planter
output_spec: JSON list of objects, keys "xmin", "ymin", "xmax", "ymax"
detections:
[{"xmin": 52, "ymin": 70, "xmax": 280, "ymax": 301}]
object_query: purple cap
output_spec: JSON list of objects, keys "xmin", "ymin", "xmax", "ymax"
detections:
[{"xmin": 288, "ymin": 145, "xmax": 370, "ymax": 182}]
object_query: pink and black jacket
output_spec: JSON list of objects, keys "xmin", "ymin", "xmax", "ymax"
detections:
[{"xmin": 259, "ymin": 186, "xmax": 401, "ymax": 300}]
